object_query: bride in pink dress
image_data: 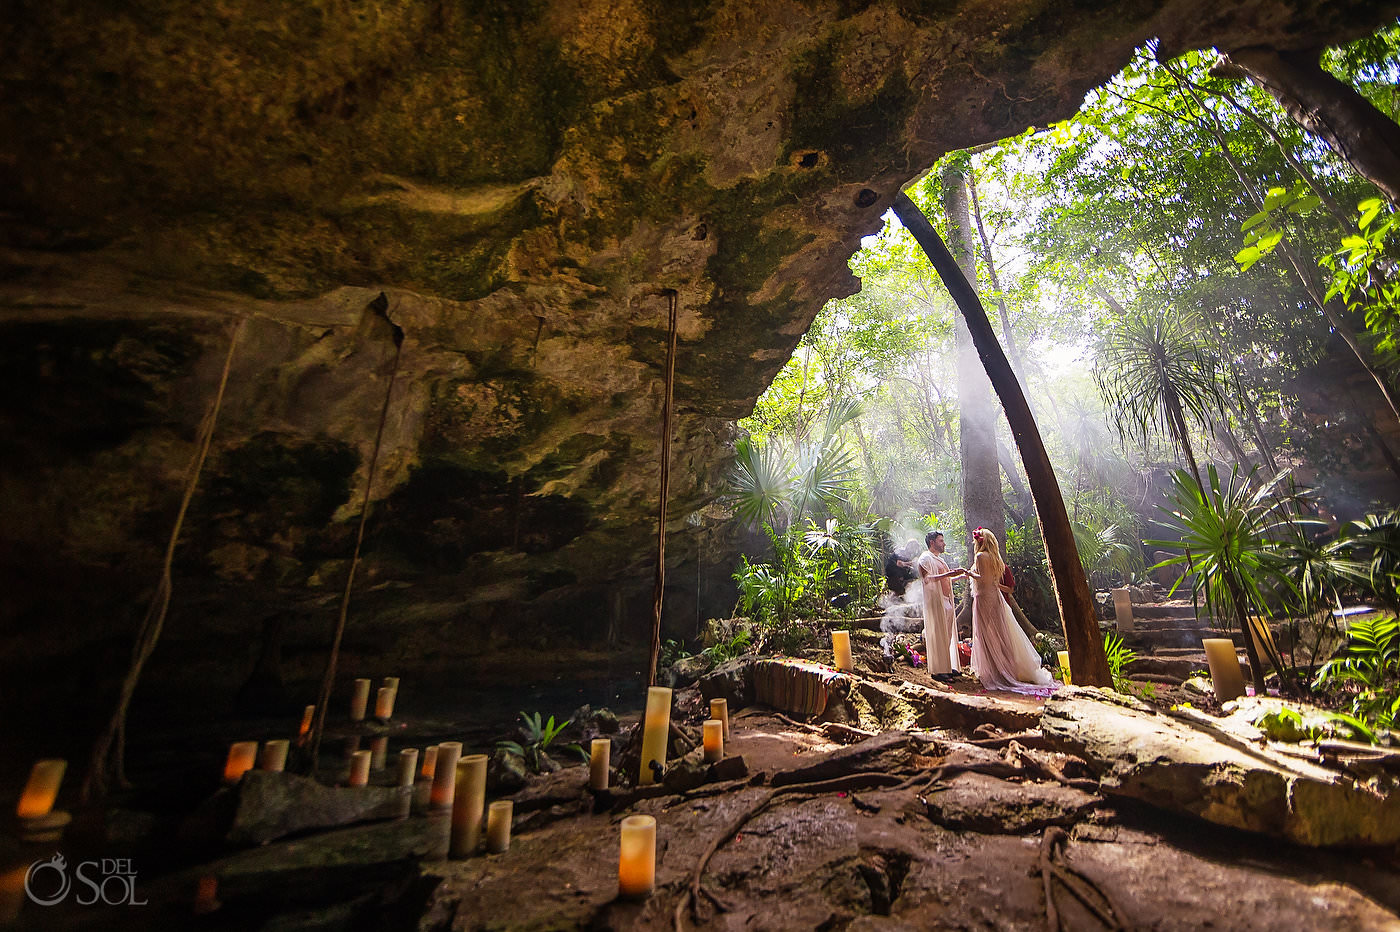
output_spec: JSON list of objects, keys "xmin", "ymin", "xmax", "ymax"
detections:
[{"xmin": 965, "ymin": 528, "xmax": 1056, "ymax": 696}]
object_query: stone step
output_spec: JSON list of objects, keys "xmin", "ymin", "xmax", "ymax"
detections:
[
  {"xmin": 1146, "ymin": 647, "xmax": 1212, "ymax": 658},
  {"xmin": 1124, "ymin": 601, "xmax": 1200, "ymax": 620},
  {"xmin": 1126, "ymin": 628, "xmax": 1242, "ymax": 649}
]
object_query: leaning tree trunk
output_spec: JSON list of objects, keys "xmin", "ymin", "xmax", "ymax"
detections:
[
  {"xmin": 1213, "ymin": 46, "xmax": 1400, "ymax": 207},
  {"xmin": 894, "ymin": 192, "xmax": 1112, "ymax": 688},
  {"xmin": 942, "ymin": 161, "xmax": 1005, "ymax": 550}
]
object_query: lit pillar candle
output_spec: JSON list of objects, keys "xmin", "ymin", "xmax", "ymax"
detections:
[
  {"xmin": 450, "ymin": 754, "xmax": 488, "ymax": 857},
  {"xmin": 384, "ymin": 676, "xmax": 400, "ymax": 692},
  {"xmin": 589, "ymin": 738, "xmax": 611, "ymax": 791},
  {"xmin": 298, "ymin": 704, "xmax": 316, "ymax": 740},
  {"xmin": 348, "ymin": 750, "xmax": 372, "ymax": 787},
  {"xmin": 223, "ymin": 743, "xmax": 258, "ymax": 785},
  {"xmin": 16, "ymin": 759, "xmax": 66, "ymax": 818},
  {"xmin": 486, "ymin": 800, "xmax": 513, "ymax": 854},
  {"xmin": 193, "ymin": 875, "xmax": 220, "ymax": 915},
  {"xmin": 1203, "ymin": 638, "xmax": 1246, "ymax": 702},
  {"xmin": 343, "ymin": 736, "xmax": 361, "ymax": 760},
  {"xmin": 832, "ymin": 630, "xmax": 853, "ymax": 672},
  {"xmin": 258, "ymin": 739, "xmax": 289, "ymax": 772},
  {"xmin": 350, "ymin": 678, "xmax": 372, "ymax": 722},
  {"xmin": 375, "ymin": 686, "xmax": 397, "ymax": 721},
  {"xmin": 421, "ymin": 745, "xmax": 439, "ymax": 781},
  {"xmin": 1, "ymin": 865, "xmax": 28, "ymax": 924},
  {"xmin": 703, "ymin": 719, "xmax": 723, "ymax": 763},
  {"xmin": 638, "ymin": 686, "xmax": 672, "ymax": 786},
  {"xmin": 430, "ymin": 742, "xmax": 462, "ymax": 810},
  {"xmin": 618, "ymin": 814, "xmax": 657, "ymax": 898},
  {"xmin": 1057, "ymin": 651, "xmax": 1072, "ymax": 685},
  {"xmin": 710, "ymin": 698, "xmax": 730, "ymax": 741},
  {"xmin": 369, "ymin": 736, "xmax": 389, "ymax": 770}
]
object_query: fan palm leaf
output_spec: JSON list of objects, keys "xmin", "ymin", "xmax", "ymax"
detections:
[{"xmin": 1095, "ymin": 306, "xmax": 1227, "ymax": 482}]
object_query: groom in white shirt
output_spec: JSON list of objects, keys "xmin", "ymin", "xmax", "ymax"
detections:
[{"xmin": 917, "ymin": 531, "xmax": 962, "ymax": 679}]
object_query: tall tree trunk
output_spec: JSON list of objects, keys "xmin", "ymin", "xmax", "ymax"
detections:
[
  {"xmin": 968, "ymin": 169, "xmax": 1033, "ymax": 394},
  {"xmin": 1162, "ymin": 57, "xmax": 1400, "ymax": 425},
  {"xmin": 851, "ymin": 415, "xmax": 878, "ymax": 488},
  {"xmin": 1212, "ymin": 420, "xmax": 1252, "ymax": 469},
  {"xmin": 997, "ymin": 439, "xmax": 1033, "ymax": 521},
  {"xmin": 894, "ymin": 192, "xmax": 1112, "ymax": 688},
  {"xmin": 942, "ymin": 161, "xmax": 1005, "ymax": 550},
  {"xmin": 1213, "ymin": 47, "xmax": 1400, "ymax": 207}
]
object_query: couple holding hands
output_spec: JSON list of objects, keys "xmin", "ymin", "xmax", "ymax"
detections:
[{"xmin": 916, "ymin": 528, "xmax": 1056, "ymax": 696}]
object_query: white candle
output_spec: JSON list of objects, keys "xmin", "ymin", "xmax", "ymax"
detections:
[
  {"xmin": 638, "ymin": 686, "xmax": 672, "ymax": 786},
  {"xmin": 298, "ymin": 704, "xmax": 316, "ymax": 740},
  {"xmin": 16, "ymin": 759, "xmax": 66, "ymax": 818},
  {"xmin": 397, "ymin": 748, "xmax": 419, "ymax": 786},
  {"xmin": 1112, "ymin": 587, "xmax": 1135, "ymax": 632},
  {"xmin": 710, "ymin": 698, "xmax": 730, "ymax": 741},
  {"xmin": 350, "ymin": 678, "xmax": 372, "ymax": 722},
  {"xmin": 369, "ymin": 736, "xmax": 389, "ymax": 770},
  {"xmin": 384, "ymin": 676, "xmax": 401, "ymax": 692},
  {"xmin": 451, "ymin": 754, "xmax": 488, "ymax": 857},
  {"xmin": 375, "ymin": 686, "xmax": 396, "ymax": 721},
  {"xmin": 832, "ymin": 630, "xmax": 853, "ymax": 672},
  {"xmin": 1057, "ymin": 651, "xmax": 1072, "ymax": 685},
  {"xmin": 486, "ymin": 800, "xmax": 513, "ymax": 854},
  {"xmin": 223, "ymin": 743, "xmax": 258, "ymax": 785},
  {"xmin": 430, "ymin": 742, "xmax": 462, "ymax": 810},
  {"xmin": 1203, "ymin": 638, "xmax": 1246, "ymax": 702},
  {"xmin": 258, "ymin": 739, "xmax": 289, "ymax": 772},
  {"xmin": 421, "ymin": 745, "xmax": 439, "ymax": 781},
  {"xmin": 396, "ymin": 747, "xmax": 419, "ymax": 818},
  {"xmin": 589, "ymin": 738, "xmax": 611, "ymax": 791},
  {"xmin": 703, "ymin": 719, "xmax": 723, "ymax": 763},
  {"xmin": 618, "ymin": 814, "xmax": 657, "ymax": 898},
  {"xmin": 348, "ymin": 750, "xmax": 372, "ymax": 787}
]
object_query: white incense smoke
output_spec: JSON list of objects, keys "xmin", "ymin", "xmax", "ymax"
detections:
[{"xmin": 879, "ymin": 578, "xmax": 925, "ymax": 660}]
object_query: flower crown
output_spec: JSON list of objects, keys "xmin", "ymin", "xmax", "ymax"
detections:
[{"xmin": 972, "ymin": 527, "xmax": 985, "ymax": 541}]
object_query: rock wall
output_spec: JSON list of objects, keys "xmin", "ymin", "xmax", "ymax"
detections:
[{"xmin": 0, "ymin": 0, "xmax": 1396, "ymax": 739}]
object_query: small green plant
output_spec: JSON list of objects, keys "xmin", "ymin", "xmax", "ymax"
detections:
[
  {"xmin": 1254, "ymin": 705, "xmax": 1381, "ymax": 744},
  {"xmin": 1312, "ymin": 615, "xmax": 1400, "ymax": 739},
  {"xmin": 1104, "ymin": 632, "xmax": 1138, "ymax": 693},
  {"xmin": 497, "ymin": 711, "xmax": 586, "ymax": 769},
  {"xmin": 660, "ymin": 638, "xmax": 692, "ymax": 669},
  {"xmin": 701, "ymin": 629, "xmax": 752, "ymax": 665}
]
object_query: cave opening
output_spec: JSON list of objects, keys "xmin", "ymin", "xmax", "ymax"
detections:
[{"xmin": 2, "ymin": 4, "xmax": 1400, "ymax": 929}]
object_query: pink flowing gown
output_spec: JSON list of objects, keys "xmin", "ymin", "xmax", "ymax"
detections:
[{"xmin": 969, "ymin": 554, "xmax": 1056, "ymax": 696}]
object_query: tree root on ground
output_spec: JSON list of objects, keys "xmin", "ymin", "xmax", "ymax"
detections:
[
  {"xmin": 673, "ymin": 757, "xmax": 1074, "ymax": 930},
  {"xmin": 1039, "ymin": 827, "xmax": 1134, "ymax": 931}
]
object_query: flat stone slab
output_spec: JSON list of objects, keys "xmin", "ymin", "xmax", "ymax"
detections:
[
  {"xmin": 1041, "ymin": 690, "xmax": 1400, "ymax": 847},
  {"xmin": 895, "ymin": 681, "xmax": 1042, "ymax": 733},
  {"xmin": 228, "ymin": 771, "xmax": 409, "ymax": 845},
  {"xmin": 923, "ymin": 771, "xmax": 1101, "ymax": 833}
]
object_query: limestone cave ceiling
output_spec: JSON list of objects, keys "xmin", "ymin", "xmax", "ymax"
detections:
[{"xmin": 1, "ymin": 0, "xmax": 1396, "ymax": 637}]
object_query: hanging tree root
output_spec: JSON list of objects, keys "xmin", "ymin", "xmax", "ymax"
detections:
[
  {"xmin": 1038, "ymin": 827, "xmax": 1133, "ymax": 932},
  {"xmin": 81, "ymin": 317, "xmax": 243, "ymax": 803}
]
